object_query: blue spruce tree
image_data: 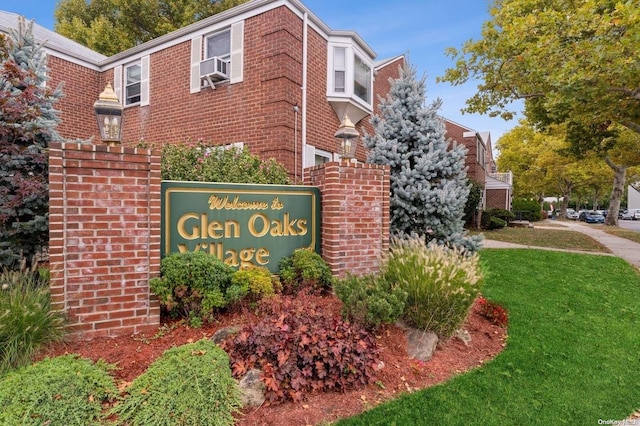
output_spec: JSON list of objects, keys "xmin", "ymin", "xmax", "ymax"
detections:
[
  {"xmin": 365, "ymin": 61, "xmax": 482, "ymax": 253},
  {"xmin": 0, "ymin": 18, "xmax": 64, "ymax": 267}
]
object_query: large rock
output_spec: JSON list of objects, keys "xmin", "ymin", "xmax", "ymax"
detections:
[
  {"xmin": 406, "ymin": 328, "xmax": 439, "ymax": 361},
  {"xmin": 210, "ymin": 326, "xmax": 241, "ymax": 345},
  {"xmin": 238, "ymin": 369, "xmax": 265, "ymax": 407}
]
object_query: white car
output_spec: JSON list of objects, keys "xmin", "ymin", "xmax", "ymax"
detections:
[
  {"xmin": 622, "ymin": 209, "xmax": 640, "ymax": 220},
  {"xmin": 566, "ymin": 209, "xmax": 579, "ymax": 220}
]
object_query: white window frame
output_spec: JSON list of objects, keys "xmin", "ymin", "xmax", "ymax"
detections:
[
  {"xmin": 314, "ymin": 148, "xmax": 333, "ymax": 165},
  {"xmin": 205, "ymin": 28, "xmax": 231, "ymax": 64},
  {"xmin": 124, "ymin": 62, "xmax": 142, "ymax": 106},
  {"xmin": 327, "ymin": 43, "xmax": 373, "ymax": 109},
  {"xmin": 113, "ymin": 55, "xmax": 149, "ymax": 107},
  {"xmin": 190, "ymin": 20, "xmax": 244, "ymax": 94}
]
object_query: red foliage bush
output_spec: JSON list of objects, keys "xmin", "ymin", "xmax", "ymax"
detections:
[
  {"xmin": 221, "ymin": 292, "xmax": 380, "ymax": 404},
  {"xmin": 477, "ymin": 296, "xmax": 509, "ymax": 328}
]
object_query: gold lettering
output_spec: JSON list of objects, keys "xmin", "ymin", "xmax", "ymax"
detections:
[
  {"xmin": 208, "ymin": 194, "xmax": 268, "ymax": 210},
  {"xmin": 296, "ymin": 218, "xmax": 308, "ymax": 235},
  {"xmin": 208, "ymin": 219, "xmax": 224, "ymax": 238},
  {"xmin": 249, "ymin": 213, "xmax": 270, "ymax": 237},
  {"xmin": 239, "ymin": 248, "xmax": 256, "ymax": 269},
  {"xmin": 224, "ymin": 249, "xmax": 239, "ymax": 267},
  {"xmin": 255, "ymin": 248, "xmax": 269, "ymax": 265},
  {"xmin": 270, "ymin": 218, "xmax": 284, "ymax": 236},
  {"xmin": 177, "ymin": 213, "xmax": 200, "ymax": 240}
]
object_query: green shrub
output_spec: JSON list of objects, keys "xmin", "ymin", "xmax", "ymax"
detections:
[
  {"xmin": 512, "ymin": 198, "xmax": 543, "ymax": 221},
  {"xmin": 383, "ymin": 236, "xmax": 483, "ymax": 338},
  {"xmin": 0, "ymin": 355, "xmax": 117, "ymax": 425},
  {"xmin": 487, "ymin": 208, "xmax": 515, "ymax": 223},
  {"xmin": 159, "ymin": 141, "xmax": 291, "ymax": 184},
  {"xmin": 334, "ymin": 274, "xmax": 407, "ymax": 328},
  {"xmin": 228, "ymin": 265, "xmax": 278, "ymax": 304},
  {"xmin": 481, "ymin": 210, "xmax": 508, "ymax": 230},
  {"xmin": 149, "ymin": 251, "xmax": 235, "ymax": 323},
  {"xmin": 489, "ymin": 216, "xmax": 507, "ymax": 229},
  {"xmin": 222, "ymin": 293, "xmax": 379, "ymax": 404},
  {"xmin": 278, "ymin": 249, "xmax": 333, "ymax": 294},
  {"xmin": 111, "ymin": 339, "xmax": 241, "ymax": 426},
  {"xmin": 0, "ymin": 266, "xmax": 66, "ymax": 374}
]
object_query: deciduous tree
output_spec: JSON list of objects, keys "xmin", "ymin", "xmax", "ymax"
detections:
[
  {"xmin": 0, "ymin": 19, "xmax": 63, "ymax": 267},
  {"xmin": 441, "ymin": 0, "xmax": 640, "ymax": 225},
  {"xmin": 54, "ymin": 0, "xmax": 250, "ymax": 56}
]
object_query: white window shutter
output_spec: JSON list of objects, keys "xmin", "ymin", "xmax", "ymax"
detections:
[
  {"xmin": 304, "ymin": 144, "xmax": 315, "ymax": 170},
  {"xmin": 190, "ymin": 37, "xmax": 202, "ymax": 94},
  {"xmin": 140, "ymin": 55, "xmax": 150, "ymax": 106},
  {"xmin": 230, "ymin": 20, "xmax": 244, "ymax": 84},
  {"xmin": 113, "ymin": 65, "xmax": 123, "ymax": 104}
]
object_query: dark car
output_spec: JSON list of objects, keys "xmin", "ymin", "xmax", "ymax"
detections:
[{"xmin": 579, "ymin": 211, "xmax": 605, "ymax": 224}]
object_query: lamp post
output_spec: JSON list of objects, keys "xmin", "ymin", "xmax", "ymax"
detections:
[
  {"xmin": 334, "ymin": 114, "xmax": 359, "ymax": 160},
  {"xmin": 93, "ymin": 82, "xmax": 123, "ymax": 146}
]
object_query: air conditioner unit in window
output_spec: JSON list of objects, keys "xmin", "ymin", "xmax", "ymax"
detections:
[{"xmin": 200, "ymin": 56, "xmax": 229, "ymax": 89}]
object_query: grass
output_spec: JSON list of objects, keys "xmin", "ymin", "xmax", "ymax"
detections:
[
  {"xmin": 478, "ymin": 226, "xmax": 611, "ymax": 253},
  {"xmin": 338, "ymin": 249, "xmax": 640, "ymax": 425},
  {"xmin": 599, "ymin": 226, "xmax": 640, "ymax": 244}
]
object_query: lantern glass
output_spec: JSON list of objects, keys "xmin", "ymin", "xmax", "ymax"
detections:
[
  {"xmin": 93, "ymin": 83, "xmax": 123, "ymax": 145},
  {"xmin": 334, "ymin": 114, "xmax": 359, "ymax": 160}
]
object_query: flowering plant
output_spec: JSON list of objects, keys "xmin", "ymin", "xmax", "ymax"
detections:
[{"xmin": 477, "ymin": 296, "xmax": 508, "ymax": 328}]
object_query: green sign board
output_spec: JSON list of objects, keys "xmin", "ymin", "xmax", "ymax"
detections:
[{"xmin": 161, "ymin": 181, "xmax": 321, "ymax": 272}]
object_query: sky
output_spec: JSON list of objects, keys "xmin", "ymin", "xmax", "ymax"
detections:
[{"xmin": 1, "ymin": 0, "xmax": 521, "ymax": 147}]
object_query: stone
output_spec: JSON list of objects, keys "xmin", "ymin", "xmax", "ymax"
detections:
[
  {"xmin": 405, "ymin": 328, "xmax": 439, "ymax": 361},
  {"xmin": 210, "ymin": 326, "xmax": 241, "ymax": 345},
  {"xmin": 238, "ymin": 369, "xmax": 265, "ymax": 407},
  {"xmin": 455, "ymin": 328, "xmax": 472, "ymax": 346}
]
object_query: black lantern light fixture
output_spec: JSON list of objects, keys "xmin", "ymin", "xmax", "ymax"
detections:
[
  {"xmin": 93, "ymin": 82, "xmax": 123, "ymax": 146},
  {"xmin": 334, "ymin": 114, "xmax": 359, "ymax": 160}
]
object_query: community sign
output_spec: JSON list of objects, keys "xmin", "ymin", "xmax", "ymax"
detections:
[{"xmin": 161, "ymin": 181, "xmax": 321, "ymax": 272}]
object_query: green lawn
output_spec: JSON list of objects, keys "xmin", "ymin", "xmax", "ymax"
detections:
[
  {"xmin": 479, "ymin": 226, "xmax": 611, "ymax": 252},
  {"xmin": 600, "ymin": 226, "xmax": 640, "ymax": 244},
  {"xmin": 338, "ymin": 249, "xmax": 640, "ymax": 425}
]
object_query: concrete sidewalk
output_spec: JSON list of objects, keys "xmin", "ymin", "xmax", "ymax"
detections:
[{"xmin": 482, "ymin": 219, "xmax": 640, "ymax": 269}]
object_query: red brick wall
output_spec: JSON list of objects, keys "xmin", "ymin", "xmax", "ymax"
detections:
[
  {"xmin": 49, "ymin": 143, "xmax": 161, "ymax": 339},
  {"xmin": 486, "ymin": 188, "xmax": 509, "ymax": 210},
  {"xmin": 47, "ymin": 56, "xmax": 102, "ymax": 141},
  {"xmin": 444, "ymin": 120, "xmax": 486, "ymax": 185},
  {"xmin": 304, "ymin": 162, "xmax": 390, "ymax": 277},
  {"xmin": 44, "ymin": 5, "xmax": 403, "ymax": 175}
]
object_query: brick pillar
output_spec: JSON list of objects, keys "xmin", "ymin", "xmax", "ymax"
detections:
[
  {"xmin": 304, "ymin": 161, "xmax": 390, "ymax": 278},
  {"xmin": 49, "ymin": 143, "xmax": 161, "ymax": 339}
]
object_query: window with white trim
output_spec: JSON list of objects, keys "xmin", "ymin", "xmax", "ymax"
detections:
[
  {"xmin": 206, "ymin": 29, "xmax": 231, "ymax": 63},
  {"xmin": 328, "ymin": 44, "xmax": 373, "ymax": 107},
  {"xmin": 125, "ymin": 63, "xmax": 141, "ymax": 105},
  {"xmin": 353, "ymin": 54, "xmax": 371, "ymax": 103},
  {"xmin": 333, "ymin": 47, "xmax": 346, "ymax": 93},
  {"xmin": 314, "ymin": 148, "xmax": 332, "ymax": 165},
  {"xmin": 190, "ymin": 20, "xmax": 244, "ymax": 93}
]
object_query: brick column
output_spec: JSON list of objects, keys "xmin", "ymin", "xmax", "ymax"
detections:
[
  {"xmin": 304, "ymin": 161, "xmax": 390, "ymax": 278},
  {"xmin": 49, "ymin": 143, "xmax": 160, "ymax": 339}
]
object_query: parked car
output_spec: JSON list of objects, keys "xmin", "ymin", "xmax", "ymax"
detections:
[
  {"xmin": 579, "ymin": 211, "xmax": 605, "ymax": 224},
  {"xmin": 621, "ymin": 209, "xmax": 640, "ymax": 220},
  {"xmin": 566, "ymin": 209, "xmax": 579, "ymax": 220}
]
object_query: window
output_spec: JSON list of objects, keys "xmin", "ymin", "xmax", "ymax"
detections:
[
  {"xmin": 206, "ymin": 29, "xmax": 230, "ymax": 63},
  {"xmin": 328, "ymin": 44, "xmax": 373, "ymax": 108},
  {"xmin": 353, "ymin": 54, "xmax": 371, "ymax": 103},
  {"xmin": 333, "ymin": 47, "xmax": 346, "ymax": 93},
  {"xmin": 190, "ymin": 21, "xmax": 244, "ymax": 93},
  {"xmin": 125, "ymin": 63, "xmax": 141, "ymax": 105}
]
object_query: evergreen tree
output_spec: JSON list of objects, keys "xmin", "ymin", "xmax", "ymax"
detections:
[
  {"xmin": 365, "ymin": 61, "xmax": 482, "ymax": 253},
  {"xmin": 0, "ymin": 18, "xmax": 63, "ymax": 268}
]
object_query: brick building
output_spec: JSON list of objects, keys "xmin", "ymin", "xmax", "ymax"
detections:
[
  {"xmin": 445, "ymin": 119, "xmax": 513, "ymax": 212},
  {"xmin": 1, "ymin": 0, "xmax": 405, "ymax": 181}
]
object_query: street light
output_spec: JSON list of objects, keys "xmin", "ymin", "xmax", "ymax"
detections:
[
  {"xmin": 334, "ymin": 114, "xmax": 359, "ymax": 160},
  {"xmin": 93, "ymin": 82, "xmax": 123, "ymax": 146}
]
